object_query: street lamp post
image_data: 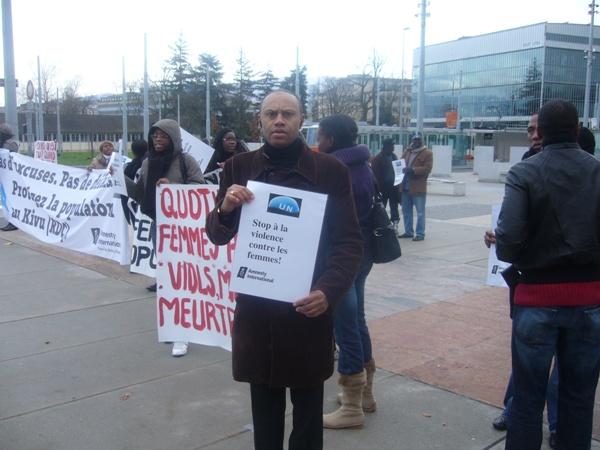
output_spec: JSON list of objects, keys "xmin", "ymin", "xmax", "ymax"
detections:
[
  {"xmin": 583, "ymin": 0, "xmax": 598, "ymax": 127},
  {"xmin": 416, "ymin": 1, "xmax": 429, "ymax": 134},
  {"xmin": 399, "ymin": 26, "xmax": 410, "ymax": 148}
]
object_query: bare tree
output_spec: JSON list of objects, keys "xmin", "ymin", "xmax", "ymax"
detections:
[
  {"xmin": 62, "ymin": 79, "xmax": 91, "ymax": 115},
  {"xmin": 319, "ymin": 77, "xmax": 354, "ymax": 117}
]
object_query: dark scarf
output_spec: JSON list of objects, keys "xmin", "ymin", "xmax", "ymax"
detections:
[
  {"xmin": 141, "ymin": 147, "xmax": 174, "ymax": 219},
  {"xmin": 263, "ymin": 137, "xmax": 304, "ymax": 168}
]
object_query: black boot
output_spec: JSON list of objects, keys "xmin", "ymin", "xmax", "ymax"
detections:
[{"xmin": 0, "ymin": 223, "xmax": 18, "ymax": 231}]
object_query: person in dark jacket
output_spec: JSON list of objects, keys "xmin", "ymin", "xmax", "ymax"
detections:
[
  {"xmin": 371, "ymin": 138, "xmax": 400, "ymax": 233},
  {"xmin": 204, "ymin": 128, "xmax": 247, "ymax": 173},
  {"xmin": 496, "ymin": 100, "xmax": 600, "ymax": 450},
  {"xmin": 125, "ymin": 119, "xmax": 204, "ymax": 358},
  {"xmin": 0, "ymin": 124, "xmax": 19, "ymax": 231},
  {"xmin": 578, "ymin": 126, "xmax": 596, "ymax": 155},
  {"xmin": 317, "ymin": 114, "xmax": 377, "ymax": 429},
  {"xmin": 206, "ymin": 91, "xmax": 363, "ymax": 450},
  {"xmin": 121, "ymin": 139, "xmax": 148, "ymax": 224}
]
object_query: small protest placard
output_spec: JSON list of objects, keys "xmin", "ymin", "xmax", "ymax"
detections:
[
  {"xmin": 34, "ymin": 141, "xmax": 57, "ymax": 164},
  {"xmin": 230, "ymin": 180, "xmax": 327, "ymax": 303},
  {"xmin": 486, "ymin": 204, "xmax": 509, "ymax": 287},
  {"xmin": 393, "ymin": 159, "xmax": 407, "ymax": 186},
  {"xmin": 108, "ymin": 152, "xmax": 127, "ymax": 196},
  {"xmin": 180, "ymin": 127, "xmax": 215, "ymax": 173}
]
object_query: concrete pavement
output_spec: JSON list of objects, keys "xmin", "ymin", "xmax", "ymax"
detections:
[{"xmin": 1, "ymin": 172, "xmax": 598, "ymax": 450}]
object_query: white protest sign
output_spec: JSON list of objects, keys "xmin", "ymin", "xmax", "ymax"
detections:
[
  {"xmin": 156, "ymin": 184, "xmax": 236, "ymax": 351},
  {"xmin": 0, "ymin": 150, "xmax": 129, "ymax": 264},
  {"xmin": 108, "ymin": 152, "xmax": 127, "ymax": 196},
  {"xmin": 486, "ymin": 204, "xmax": 509, "ymax": 287},
  {"xmin": 180, "ymin": 127, "xmax": 215, "ymax": 173},
  {"xmin": 34, "ymin": 141, "xmax": 57, "ymax": 164},
  {"xmin": 393, "ymin": 159, "xmax": 406, "ymax": 186},
  {"xmin": 127, "ymin": 199, "xmax": 156, "ymax": 277},
  {"xmin": 231, "ymin": 180, "xmax": 327, "ymax": 303}
]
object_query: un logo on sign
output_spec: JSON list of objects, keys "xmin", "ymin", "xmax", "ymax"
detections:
[{"xmin": 267, "ymin": 194, "xmax": 302, "ymax": 218}]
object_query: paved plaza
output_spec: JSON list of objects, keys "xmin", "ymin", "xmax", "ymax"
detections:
[{"xmin": 1, "ymin": 172, "xmax": 599, "ymax": 450}]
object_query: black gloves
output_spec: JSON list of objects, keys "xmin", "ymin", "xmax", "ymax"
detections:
[{"xmin": 403, "ymin": 167, "xmax": 414, "ymax": 175}]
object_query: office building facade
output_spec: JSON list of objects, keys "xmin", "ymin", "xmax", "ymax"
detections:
[{"xmin": 412, "ymin": 22, "xmax": 600, "ymax": 129}]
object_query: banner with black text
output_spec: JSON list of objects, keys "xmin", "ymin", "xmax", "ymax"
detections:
[{"xmin": 0, "ymin": 150, "xmax": 129, "ymax": 264}]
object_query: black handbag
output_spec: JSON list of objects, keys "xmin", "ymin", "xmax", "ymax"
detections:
[{"xmin": 369, "ymin": 193, "xmax": 401, "ymax": 263}]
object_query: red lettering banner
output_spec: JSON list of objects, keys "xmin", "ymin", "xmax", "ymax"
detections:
[{"xmin": 156, "ymin": 185, "xmax": 236, "ymax": 350}]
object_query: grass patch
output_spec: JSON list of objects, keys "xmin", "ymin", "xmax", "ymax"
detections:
[
  {"xmin": 57, "ymin": 151, "xmax": 134, "ymax": 167},
  {"xmin": 58, "ymin": 151, "xmax": 95, "ymax": 167}
]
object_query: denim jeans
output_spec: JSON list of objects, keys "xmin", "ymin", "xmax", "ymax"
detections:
[
  {"xmin": 502, "ymin": 361, "xmax": 558, "ymax": 432},
  {"xmin": 333, "ymin": 254, "xmax": 374, "ymax": 375},
  {"xmin": 401, "ymin": 192, "xmax": 426, "ymax": 238},
  {"xmin": 505, "ymin": 305, "xmax": 600, "ymax": 450}
]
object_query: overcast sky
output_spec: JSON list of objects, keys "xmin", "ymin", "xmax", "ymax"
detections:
[{"xmin": 0, "ymin": 0, "xmax": 595, "ymax": 102}]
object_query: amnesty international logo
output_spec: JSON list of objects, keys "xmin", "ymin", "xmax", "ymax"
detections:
[{"xmin": 91, "ymin": 227, "xmax": 101, "ymax": 245}]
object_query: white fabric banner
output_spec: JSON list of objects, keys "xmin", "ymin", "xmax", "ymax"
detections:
[
  {"xmin": 180, "ymin": 127, "xmax": 214, "ymax": 173},
  {"xmin": 127, "ymin": 199, "xmax": 156, "ymax": 278},
  {"xmin": 155, "ymin": 184, "xmax": 236, "ymax": 351},
  {"xmin": 230, "ymin": 180, "xmax": 327, "ymax": 303},
  {"xmin": 0, "ymin": 150, "xmax": 129, "ymax": 264},
  {"xmin": 486, "ymin": 204, "xmax": 509, "ymax": 287}
]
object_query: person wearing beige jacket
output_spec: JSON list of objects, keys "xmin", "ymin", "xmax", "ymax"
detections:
[{"xmin": 399, "ymin": 133, "xmax": 433, "ymax": 241}]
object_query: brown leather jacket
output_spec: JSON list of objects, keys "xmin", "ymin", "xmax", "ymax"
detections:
[{"xmin": 206, "ymin": 143, "xmax": 363, "ymax": 387}]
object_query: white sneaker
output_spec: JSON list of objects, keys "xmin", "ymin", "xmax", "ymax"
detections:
[{"xmin": 171, "ymin": 342, "xmax": 188, "ymax": 357}]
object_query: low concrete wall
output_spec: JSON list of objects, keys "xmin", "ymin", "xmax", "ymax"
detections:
[
  {"xmin": 427, "ymin": 178, "xmax": 466, "ymax": 196},
  {"xmin": 509, "ymin": 146, "xmax": 528, "ymax": 165},
  {"xmin": 431, "ymin": 145, "xmax": 452, "ymax": 177}
]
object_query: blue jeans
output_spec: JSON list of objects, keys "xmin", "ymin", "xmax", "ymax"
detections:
[
  {"xmin": 505, "ymin": 305, "xmax": 600, "ymax": 450},
  {"xmin": 334, "ymin": 254, "xmax": 374, "ymax": 375},
  {"xmin": 401, "ymin": 192, "xmax": 426, "ymax": 238},
  {"xmin": 502, "ymin": 361, "xmax": 558, "ymax": 432}
]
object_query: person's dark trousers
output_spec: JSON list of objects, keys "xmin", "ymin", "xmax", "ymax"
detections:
[
  {"xmin": 505, "ymin": 305, "xmax": 600, "ymax": 450},
  {"xmin": 502, "ymin": 361, "xmax": 558, "ymax": 431},
  {"xmin": 250, "ymin": 383, "xmax": 324, "ymax": 450},
  {"xmin": 381, "ymin": 186, "xmax": 400, "ymax": 222}
]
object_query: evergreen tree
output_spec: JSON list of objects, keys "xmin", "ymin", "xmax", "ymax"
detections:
[
  {"xmin": 162, "ymin": 34, "xmax": 195, "ymax": 131},
  {"xmin": 228, "ymin": 49, "xmax": 256, "ymax": 140},
  {"xmin": 280, "ymin": 66, "xmax": 308, "ymax": 113},
  {"xmin": 255, "ymin": 70, "xmax": 279, "ymax": 102}
]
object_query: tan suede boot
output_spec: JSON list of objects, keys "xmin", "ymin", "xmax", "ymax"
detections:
[
  {"xmin": 362, "ymin": 359, "xmax": 377, "ymax": 412},
  {"xmin": 323, "ymin": 372, "xmax": 366, "ymax": 429},
  {"xmin": 337, "ymin": 359, "xmax": 377, "ymax": 412}
]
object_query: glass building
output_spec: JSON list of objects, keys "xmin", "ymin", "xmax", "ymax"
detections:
[{"xmin": 412, "ymin": 22, "xmax": 600, "ymax": 129}]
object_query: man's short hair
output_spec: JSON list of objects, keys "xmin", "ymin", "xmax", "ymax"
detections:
[
  {"xmin": 538, "ymin": 100, "xmax": 579, "ymax": 144},
  {"xmin": 382, "ymin": 138, "xmax": 395, "ymax": 150},
  {"xmin": 260, "ymin": 89, "xmax": 303, "ymax": 114}
]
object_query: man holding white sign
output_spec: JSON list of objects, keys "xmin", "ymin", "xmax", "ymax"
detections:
[{"xmin": 206, "ymin": 90, "xmax": 363, "ymax": 450}]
